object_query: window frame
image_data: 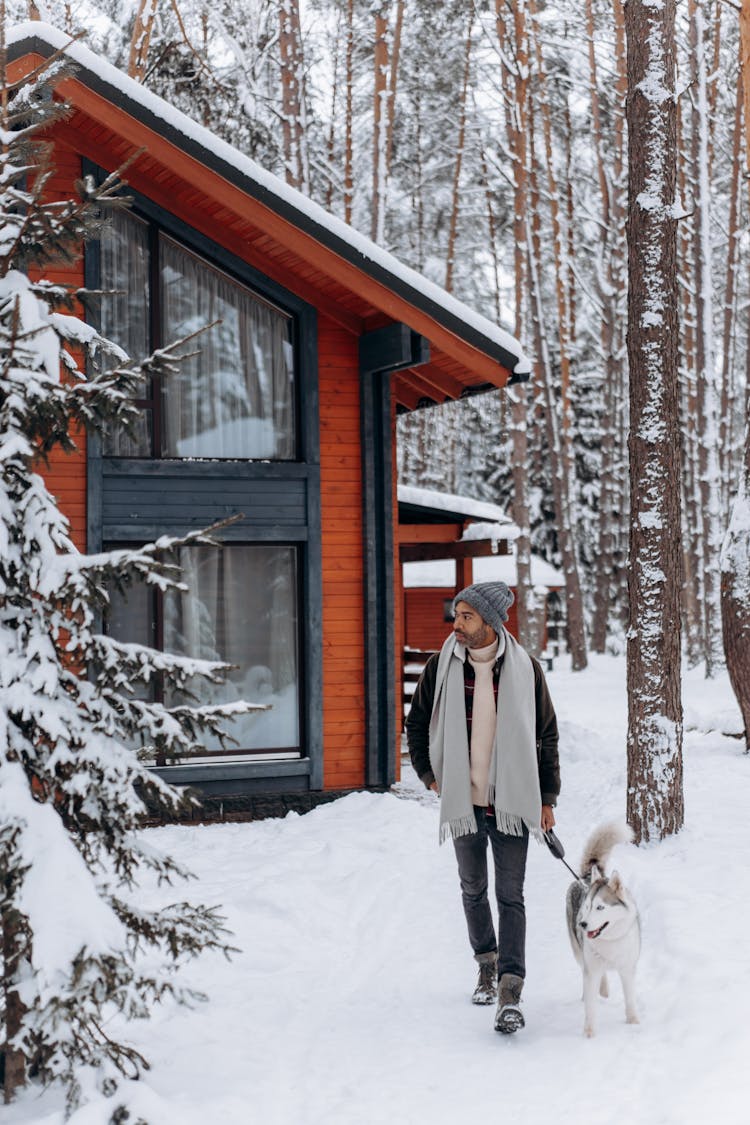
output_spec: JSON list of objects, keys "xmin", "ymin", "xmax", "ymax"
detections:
[
  {"xmin": 84, "ymin": 161, "xmax": 322, "ymax": 792},
  {"xmin": 97, "ymin": 197, "xmax": 300, "ymax": 462},
  {"xmin": 105, "ymin": 540, "xmax": 305, "ymax": 765}
]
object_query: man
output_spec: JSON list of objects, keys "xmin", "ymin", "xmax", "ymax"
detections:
[{"xmin": 406, "ymin": 581, "xmax": 560, "ymax": 1035}]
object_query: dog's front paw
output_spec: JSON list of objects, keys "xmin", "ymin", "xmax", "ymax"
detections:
[
  {"xmin": 626, "ymin": 1012, "xmax": 640, "ymax": 1025},
  {"xmin": 583, "ymin": 1024, "xmax": 595, "ymax": 1038}
]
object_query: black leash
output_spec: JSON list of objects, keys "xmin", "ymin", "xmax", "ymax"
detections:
[{"xmin": 543, "ymin": 828, "xmax": 582, "ymax": 882}]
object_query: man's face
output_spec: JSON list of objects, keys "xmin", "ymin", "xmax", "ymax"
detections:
[{"xmin": 452, "ymin": 601, "xmax": 497, "ymax": 649}]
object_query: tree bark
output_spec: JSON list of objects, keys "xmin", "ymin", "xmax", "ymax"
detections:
[
  {"xmin": 720, "ymin": 69, "xmax": 744, "ymax": 513},
  {"xmin": 344, "ymin": 0, "xmax": 354, "ymax": 224},
  {"xmin": 496, "ymin": 0, "xmax": 539, "ymax": 652},
  {"xmin": 625, "ymin": 0, "xmax": 684, "ymax": 842},
  {"xmin": 588, "ymin": 0, "xmax": 628, "ymax": 651},
  {"xmin": 688, "ymin": 0, "xmax": 724, "ymax": 676},
  {"xmin": 527, "ymin": 0, "xmax": 588, "ymax": 670},
  {"xmin": 720, "ymin": 0, "xmax": 750, "ymax": 752},
  {"xmin": 371, "ymin": 3, "xmax": 390, "ymax": 243},
  {"xmin": 128, "ymin": 0, "xmax": 159, "ymax": 81},
  {"xmin": 279, "ymin": 0, "xmax": 308, "ymax": 191},
  {"xmin": 444, "ymin": 7, "xmax": 473, "ymax": 294}
]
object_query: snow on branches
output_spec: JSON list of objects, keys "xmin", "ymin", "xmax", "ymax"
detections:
[{"xmin": 0, "ymin": 36, "xmax": 261, "ymax": 1111}]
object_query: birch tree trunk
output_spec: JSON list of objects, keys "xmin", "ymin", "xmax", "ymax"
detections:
[
  {"xmin": 625, "ymin": 0, "xmax": 684, "ymax": 842},
  {"xmin": 720, "ymin": 0, "xmax": 750, "ymax": 752}
]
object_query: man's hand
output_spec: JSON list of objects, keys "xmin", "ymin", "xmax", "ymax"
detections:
[
  {"xmin": 541, "ymin": 804, "xmax": 555, "ymax": 831},
  {"xmin": 429, "ymin": 781, "xmax": 439, "ymax": 794}
]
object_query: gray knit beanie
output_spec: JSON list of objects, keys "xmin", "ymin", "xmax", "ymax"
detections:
[{"xmin": 452, "ymin": 581, "xmax": 514, "ymax": 636}]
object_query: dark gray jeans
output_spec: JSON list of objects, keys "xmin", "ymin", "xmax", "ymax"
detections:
[{"xmin": 452, "ymin": 807, "xmax": 529, "ymax": 979}]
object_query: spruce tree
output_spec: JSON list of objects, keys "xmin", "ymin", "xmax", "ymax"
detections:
[{"xmin": 0, "ymin": 32, "xmax": 259, "ymax": 1110}]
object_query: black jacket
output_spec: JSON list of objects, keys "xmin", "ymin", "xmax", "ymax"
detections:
[{"xmin": 405, "ymin": 646, "xmax": 561, "ymax": 807}]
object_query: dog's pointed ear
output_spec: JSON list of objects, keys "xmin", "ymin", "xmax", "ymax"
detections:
[
  {"xmin": 609, "ymin": 870, "xmax": 628, "ymax": 901},
  {"xmin": 590, "ymin": 863, "xmax": 603, "ymax": 882}
]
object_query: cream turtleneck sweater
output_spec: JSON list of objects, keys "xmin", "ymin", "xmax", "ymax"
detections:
[{"xmin": 467, "ymin": 633, "xmax": 503, "ymax": 806}]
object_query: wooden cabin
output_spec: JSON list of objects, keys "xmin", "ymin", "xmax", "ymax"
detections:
[{"xmin": 9, "ymin": 24, "xmax": 530, "ymax": 816}]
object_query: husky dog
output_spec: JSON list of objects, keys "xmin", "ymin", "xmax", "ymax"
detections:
[{"xmin": 566, "ymin": 822, "xmax": 640, "ymax": 1038}]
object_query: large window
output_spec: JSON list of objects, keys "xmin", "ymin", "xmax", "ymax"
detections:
[
  {"xmin": 108, "ymin": 545, "xmax": 300, "ymax": 763},
  {"xmin": 100, "ymin": 210, "xmax": 296, "ymax": 460},
  {"xmin": 94, "ymin": 201, "xmax": 316, "ymax": 775}
]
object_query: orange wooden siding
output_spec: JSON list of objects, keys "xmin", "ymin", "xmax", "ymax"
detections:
[
  {"xmin": 35, "ymin": 145, "xmax": 87, "ymax": 551},
  {"xmin": 318, "ymin": 316, "xmax": 366, "ymax": 789}
]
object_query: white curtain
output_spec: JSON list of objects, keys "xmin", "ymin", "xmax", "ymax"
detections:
[
  {"xmin": 100, "ymin": 210, "xmax": 152, "ymax": 456},
  {"xmin": 160, "ymin": 235, "xmax": 295, "ymax": 459},
  {"xmin": 163, "ymin": 545, "xmax": 299, "ymax": 753}
]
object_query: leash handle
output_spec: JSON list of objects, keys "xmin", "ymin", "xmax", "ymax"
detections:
[{"xmin": 543, "ymin": 829, "xmax": 581, "ymax": 881}]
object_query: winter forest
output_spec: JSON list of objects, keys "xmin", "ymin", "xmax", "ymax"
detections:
[{"xmin": 10, "ymin": 0, "xmax": 748, "ymax": 665}]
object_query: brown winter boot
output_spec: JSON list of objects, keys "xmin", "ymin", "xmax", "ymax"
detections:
[
  {"xmin": 494, "ymin": 972, "xmax": 525, "ymax": 1034},
  {"xmin": 471, "ymin": 951, "xmax": 497, "ymax": 1005}
]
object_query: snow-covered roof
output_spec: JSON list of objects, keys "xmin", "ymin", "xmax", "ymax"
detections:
[
  {"xmin": 403, "ymin": 553, "xmax": 565, "ymax": 589},
  {"xmin": 8, "ymin": 22, "xmax": 530, "ymax": 383},
  {"xmin": 397, "ymin": 484, "xmax": 516, "ymax": 526}
]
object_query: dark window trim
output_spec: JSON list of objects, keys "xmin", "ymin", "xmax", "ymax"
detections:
[{"xmin": 83, "ymin": 159, "xmax": 322, "ymax": 789}]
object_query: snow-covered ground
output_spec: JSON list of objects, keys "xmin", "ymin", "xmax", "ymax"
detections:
[{"xmin": 3, "ymin": 655, "xmax": 748, "ymax": 1124}]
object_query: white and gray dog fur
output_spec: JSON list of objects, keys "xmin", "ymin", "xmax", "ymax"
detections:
[{"xmin": 566, "ymin": 821, "xmax": 640, "ymax": 1037}]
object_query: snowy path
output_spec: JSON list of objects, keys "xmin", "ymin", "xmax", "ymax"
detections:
[{"xmin": 4, "ymin": 656, "xmax": 749, "ymax": 1124}]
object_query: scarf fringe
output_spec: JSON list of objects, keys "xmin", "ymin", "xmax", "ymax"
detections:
[
  {"xmin": 492, "ymin": 809, "xmax": 526, "ymax": 837},
  {"xmin": 440, "ymin": 814, "xmax": 478, "ymax": 844},
  {"xmin": 488, "ymin": 787, "xmax": 544, "ymax": 841}
]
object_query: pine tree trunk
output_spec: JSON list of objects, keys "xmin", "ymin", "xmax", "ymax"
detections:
[
  {"xmin": 279, "ymin": 0, "xmax": 308, "ymax": 191},
  {"xmin": 128, "ymin": 0, "xmax": 159, "ymax": 80},
  {"xmin": 344, "ymin": 0, "xmax": 354, "ymax": 224},
  {"xmin": 496, "ymin": 0, "xmax": 537, "ymax": 652},
  {"xmin": 720, "ymin": 0, "xmax": 750, "ymax": 752},
  {"xmin": 587, "ymin": 0, "xmax": 627, "ymax": 651},
  {"xmin": 720, "ymin": 70, "xmax": 743, "ymax": 513},
  {"xmin": 526, "ymin": 100, "xmax": 587, "ymax": 669},
  {"xmin": 325, "ymin": 22, "xmax": 341, "ymax": 212},
  {"xmin": 444, "ymin": 8, "xmax": 473, "ymax": 294},
  {"xmin": 688, "ymin": 0, "xmax": 724, "ymax": 676},
  {"xmin": 720, "ymin": 425, "xmax": 750, "ymax": 751},
  {"xmin": 527, "ymin": 0, "xmax": 588, "ymax": 670},
  {"xmin": 371, "ymin": 3, "xmax": 390, "ymax": 242},
  {"xmin": 676, "ymin": 95, "xmax": 704, "ymax": 667},
  {"xmin": 625, "ymin": 0, "xmax": 684, "ymax": 842},
  {"xmin": 385, "ymin": 0, "xmax": 404, "ymax": 181}
]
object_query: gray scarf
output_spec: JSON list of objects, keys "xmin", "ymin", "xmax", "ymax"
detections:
[{"xmin": 428, "ymin": 629, "xmax": 542, "ymax": 844}]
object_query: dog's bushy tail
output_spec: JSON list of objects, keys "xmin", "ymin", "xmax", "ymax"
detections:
[{"xmin": 579, "ymin": 821, "xmax": 633, "ymax": 878}]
